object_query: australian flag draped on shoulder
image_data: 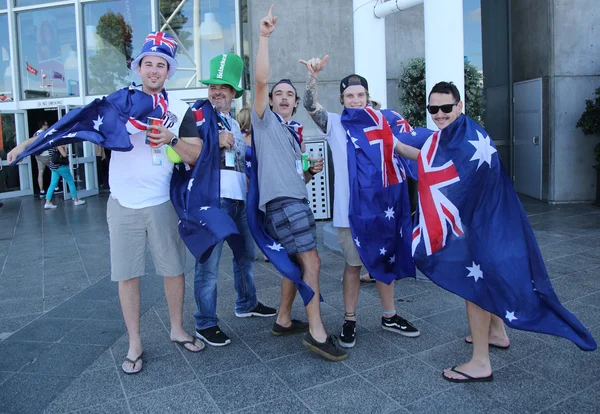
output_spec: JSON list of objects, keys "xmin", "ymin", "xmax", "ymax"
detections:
[
  {"xmin": 170, "ymin": 99, "xmax": 241, "ymax": 263},
  {"xmin": 340, "ymin": 107, "xmax": 416, "ymax": 284},
  {"xmin": 412, "ymin": 114, "xmax": 596, "ymax": 351},
  {"xmin": 245, "ymin": 127, "xmax": 315, "ymax": 306},
  {"xmin": 12, "ymin": 85, "xmax": 167, "ymax": 161}
]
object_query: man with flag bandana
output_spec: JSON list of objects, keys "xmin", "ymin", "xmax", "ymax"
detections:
[
  {"xmin": 300, "ymin": 55, "xmax": 421, "ymax": 349},
  {"xmin": 251, "ymin": 6, "xmax": 347, "ymax": 361}
]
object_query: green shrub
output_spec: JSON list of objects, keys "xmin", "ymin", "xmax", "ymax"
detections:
[
  {"xmin": 576, "ymin": 87, "xmax": 600, "ymax": 165},
  {"xmin": 398, "ymin": 57, "xmax": 485, "ymax": 128}
]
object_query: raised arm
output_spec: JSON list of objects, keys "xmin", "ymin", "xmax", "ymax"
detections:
[
  {"xmin": 253, "ymin": 6, "xmax": 277, "ymax": 119},
  {"xmin": 300, "ymin": 55, "xmax": 329, "ymax": 133}
]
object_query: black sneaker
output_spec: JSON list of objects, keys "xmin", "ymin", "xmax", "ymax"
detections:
[
  {"xmin": 339, "ymin": 320, "xmax": 356, "ymax": 348},
  {"xmin": 303, "ymin": 333, "xmax": 348, "ymax": 361},
  {"xmin": 196, "ymin": 325, "xmax": 231, "ymax": 346},
  {"xmin": 271, "ymin": 319, "xmax": 310, "ymax": 336},
  {"xmin": 235, "ymin": 302, "xmax": 277, "ymax": 318},
  {"xmin": 381, "ymin": 314, "xmax": 421, "ymax": 338}
]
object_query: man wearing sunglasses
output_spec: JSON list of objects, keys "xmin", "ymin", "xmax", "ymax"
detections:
[
  {"xmin": 427, "ymin": 83, "xmax": 464, "ymax": 128},
  {"xmin": 300, "ymin": 55, "xmax": 421, "ymax": 349}
]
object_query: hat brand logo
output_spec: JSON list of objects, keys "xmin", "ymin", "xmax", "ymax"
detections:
[{"xmin": 216, "ymin": 54, "xmax": 227, "ymax": 79}]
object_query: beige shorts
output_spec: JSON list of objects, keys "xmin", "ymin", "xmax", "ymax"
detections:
[
  {"xmin": 107, "ymin": 197, "xmax": 186, "ymax": 281},
  {"xmin": 337, "ymin": 227, "xmax": 364, "ymax": 267},
  {"xmin": 36, "ymin": 155, "xmax": 51, "ymax": 170}
]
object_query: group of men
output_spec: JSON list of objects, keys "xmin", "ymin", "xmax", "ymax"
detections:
[{"xmin": 8, "ymin": 5, "xmax": 595, "ymax": 382}]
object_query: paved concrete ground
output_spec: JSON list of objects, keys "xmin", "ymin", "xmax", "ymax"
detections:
[{"xmin": 0, "ymin": 194, "xmax": 599, "ymax": 414}]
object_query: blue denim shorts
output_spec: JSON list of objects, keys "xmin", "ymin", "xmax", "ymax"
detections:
[{"xmin": 265, "ymin": 198, "xmax": 317, "ymax": 255}]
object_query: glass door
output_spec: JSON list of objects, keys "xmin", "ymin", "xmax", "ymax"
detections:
[
  {"xmin": 0, "ymin": 112, "xmax": 33, "ymax": 198},
  {"xmin": 58, "ymin": 106, "xmax": 98, "ymax": 200}
]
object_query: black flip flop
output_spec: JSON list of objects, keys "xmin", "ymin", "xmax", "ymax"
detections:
[
  {"xmin": 464, "ymin": 337, "xmax": 510, "ymax": 350},
  {"xmin": 122, "ymin": 353, "xmax": 144, "ymax": 375},
  {"xmin": 442, "ymin": 366, "xmax": 493, "ymax": 383},
  {"xmin": 172, "ymin": 337, "xmax": 205, "ymax": 353}
]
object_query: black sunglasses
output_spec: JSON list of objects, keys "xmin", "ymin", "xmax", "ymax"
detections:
[{"xmin": 426, "ymin": 102, "xmax": 458, "ymax": 115}]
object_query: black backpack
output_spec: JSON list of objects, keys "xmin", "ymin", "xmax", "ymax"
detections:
[{"xmin": 51, "ymin": 148, "xmax": 70, "ymax": 166}]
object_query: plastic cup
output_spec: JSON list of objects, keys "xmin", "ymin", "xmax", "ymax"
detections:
[{"xmin": 147, "ymin": 117, "xmax": 162, "ymax": 147}]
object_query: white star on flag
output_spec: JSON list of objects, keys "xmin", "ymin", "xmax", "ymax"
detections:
[
  {"xmin": 505, "ymin": 311, "xmax": 517, "ymax": 322},
  {"xmin": 48, "ymin": 139, "xmax": 55, "ymax": 146},
  {"xmin": 151, "ymin": 46, "xmax": 158, "ymax": 51},
  {"xmin": 246, "ymin": 161, "xmax": 251, "ymax": 168},
  {"xmin": 468, "ymin": 130, "xmax": 497, "ymax": 170},
  {"xmin": 267, "ymin": 242, "xmax": 283, "ymax": 251},
  {"xmin": 384, "ymin": 207, "xmax": 395, "ymax": 220},
  {"xmin": 187, "ymin": 179, "xmax": 194, "ymax": 192},
  {"xmin": 411, "ymin": 131, "xmax": 417, "ymax": 136},
  {"xmin": 379, "ymin": 247, "xmax": 387, "ymax": 255},
  {"xmin": 64, "ymin": 132, "xmax": 77, "ymax": 138},
  {"xmin": 466, "ymin": 261, "xmax": 484, "ymax": 282},
  {"xmin": 388, "ymin": 255, "xmax": 395, "ymax": 264},
  {"xmin": 199, "ymin": 206, "xmax": 210, "ymax": 211},
  {"xmin": 354, "ymin": 237, "xmax": 360, "ymax": 248},
  {"xmin": 92, "ymin": 115, "xmax": 104, "ymax": 131},
  {"xmin": 46, "ymin": 128, "xmax": 57, "ymax": 136},
  {"xmin": 350, "ymin": 136, "xmax": 360, "ymax": 149}
]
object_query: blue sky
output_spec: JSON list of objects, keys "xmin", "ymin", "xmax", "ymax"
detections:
[{"xmin": 463, "ymin": 0, "xmax": 482, "ymax": 69}]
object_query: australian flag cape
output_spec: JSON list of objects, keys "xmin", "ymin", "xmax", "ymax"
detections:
[
  {"xmin": 13, "ymin": 87, "xmax": 239, "ymax": 264},
  {"xmin": 13, "ymin": 85, "xmax": 168, "ymax": 159},
  {"xmin": 340, "ymin": 107, "xmax": 417, "ymax": 284},
  {"xmin": 170, "ymin": 99, "xmax": 242, "ymax": 263},
  {"xmin": 245, "ymin": 132, "xmax": 316, "ymax": 306},
  {"xmin": 412, "ymin": 114, "xmax": 596, "ymax": 351}
]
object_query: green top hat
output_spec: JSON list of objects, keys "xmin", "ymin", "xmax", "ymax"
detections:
[{"xmin": 199, "ymin": 53, "xmax": 245, "ymax": 98}]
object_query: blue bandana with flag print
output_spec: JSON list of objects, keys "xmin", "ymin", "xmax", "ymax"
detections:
[
  {"xmin": 244, "ymin": 134, "xmax": 316, "ymax": 306},
  {"xmin": 412, "ymin": 114, "xmax": 596, "ymax": 351},
  {"xmin": 273, "ymin": 112, "xmax": 304, "ymax": 146},
  {"xmin": 341, "ymin": 107, "xmax": 416, "ymax": 284},
  {"xmin": 13, "ymin": 88, "xmax": 240, "ymax": 264}
]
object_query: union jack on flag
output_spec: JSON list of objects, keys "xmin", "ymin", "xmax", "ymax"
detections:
[{"xmin": 145, "ymin": 32, "xmax": 177, "ymax": 53}]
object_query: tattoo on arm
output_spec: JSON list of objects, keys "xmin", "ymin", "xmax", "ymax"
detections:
[
  {"xmin": 310, "ymin": 108, "xmax": 329, "ymax": 133},
  {"xmin": 304, "ymin": 76, "xmax": 328, "ymax": 132}
]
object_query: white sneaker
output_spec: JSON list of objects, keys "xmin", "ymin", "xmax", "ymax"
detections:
[
  {"xmin": 73, "ymin": 199, "xmax": 86, "ymax": 206},
  {"xmin": 44, "ymin": 203, "xmax": 57, "ymax": 209}
]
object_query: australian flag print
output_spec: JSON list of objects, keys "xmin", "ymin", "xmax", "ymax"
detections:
[
  {"xmin": 341, "ymin": 107, "xmax": 415, "ymax": 284},
  {"xmin": 245, "ymin": 134, "xmax": 315, "ymax": 306},
  {"xmin": 13, "ymin": 85, "xmax": 167, "ymax": 161},
  {"xmin": 412, "ymin": 114, "xmax": 596, "ymax": 351},
  {"xmin": 170, "ymin": 99, "xmax": 242, "ymax": 263}
]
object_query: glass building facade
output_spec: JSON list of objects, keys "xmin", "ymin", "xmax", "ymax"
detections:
[{"xmin": 0, "ymin": 0, "xmax": 242, "ymax": 199}]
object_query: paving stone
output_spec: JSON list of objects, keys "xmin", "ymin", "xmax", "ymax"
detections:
[
  {"xmin": 20, "ymin": 343, "xmax": 106, "ymax": 377},
  {"xmin": 42, "ymin": 298, "xmax": 112, "ymax": 320},
  {"xmin": 44, "ymin": 368, "xmax": 124, "ymax": 413},
  {"xmin": 0, "ymin": 313, "xmax": 43, "ymax": 340},
  {"xmin": 235, "ymin": 395, "xmax": 312, "ymax": 414},
  {"xmin": 84, "ymin": 349, "xmax": 116, "ymax": 373},
  {"xmin": 0, "ymin": 371, "xmax": 15, "ymax": 386},
  {"xmin": 298, "ymin": 374, "xmax": 400, "ymax": 413},
  {"xmin": 267, "ymin": 351, "xmax": 354, "ymax": 391},
  {"xmin": 186, "ymin": 339, "xmax": 260, "ymax": 378},
  {"xmin": 5, "ymin": 317, "xmax": 82, "ymax": 343},
  {"xmin": 0, "ymin": 297, "xmax": 44, "ymax": 318},
  {"xmin": 395, "ymin": 289, "xmax": 464, "ymax": 319},
  {"xmin": 339, "ymin": 328, "xmax": 409, "ymax": 373},
  {"xmin": 0, "ymin": 373, "xmax": 72, "ymax": 414},
  {"xmin": 61, "ymin": 319, "xmax": 126, "ymax": 346},
  {"xmin": 404, "ymin": 384, "xmax": 510, "ymax": 414},
  {"xmin": 361, "ymin": 356, "xmax": 454, "ymax": 406},
  {"xmin": 68, "ymin": 399, "xmax": 130, "ymax": 414},
  {"xmin": 129, "ymin": 380, "xmax": 219, "ymax": 413},
  {"xmin": 242, "ymin": 330, "xmax": 309, "ymax": 361},
  {"xmin": 541, "ymin": 381, "xmax": 600, "ymax": 413},
  {"xmin": 0, "ymin": 341, "xmax": 53, "ymax": 372}
]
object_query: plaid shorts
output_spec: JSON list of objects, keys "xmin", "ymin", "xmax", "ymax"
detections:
[{"xmin": 265, "ymin": 198, "xmax": 317, "ymax": 255}]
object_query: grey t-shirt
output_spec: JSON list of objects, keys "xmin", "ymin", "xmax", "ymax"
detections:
[{"xmin": 251, "ymin": 105, "xmax": 308, "ymax": 212}]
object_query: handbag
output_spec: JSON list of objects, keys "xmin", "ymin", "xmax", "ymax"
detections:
[{"xmin": 51, "ymin": 148, "xmax": 70, "ymax": 166}]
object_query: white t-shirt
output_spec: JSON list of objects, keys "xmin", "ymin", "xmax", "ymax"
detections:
[
  {"xmin": 218, "ymin": 114, "xmax": 247, "ymax": 201},
  {"xmin": 109, "ymin": 97, "xmax": 191, "ymax": 209},
  {"xmin": 324, "ymin": 112, "xmax": 351, "ymax": 228},
  {"xmin": 34, "ymin": 129, "xmax": 50, "ymax": 156}
]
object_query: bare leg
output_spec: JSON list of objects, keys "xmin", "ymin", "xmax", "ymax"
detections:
[
  {"xmin": 444, "ymin": 300, "xmax": 493, "ymax": 380},
  {"xmin": 376, "ymin": 280, "xmax": 395, "ymax": 314},
  {"xmin": 119, "ymin": 278, "xmax": 143, "ymax": 370},
  {"xmin": 342, "ymin": 264, "xmax": 361, "ymax": 321},
  {"xmin": 38, "ymin": 167, "xmax": 45, "ymax": 193},
  {"xmin": 296, "ymin": 250, "xmax": 327, "ymax": 342},
  {"xmin": 465, "ymin": 313, "xmax": 510, "ymax": 347},
  {"xmin": 275, "ymin": 278, "xmax": 297, "ymax": 327},
  {"xmin": 164, "ymin": 275, "xmax": 202, "ymax": 351}
]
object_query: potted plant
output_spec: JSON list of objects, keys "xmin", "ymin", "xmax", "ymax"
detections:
[{"xmin": 576, "ymin": 87, "xmax": 600, "ymax": 207}]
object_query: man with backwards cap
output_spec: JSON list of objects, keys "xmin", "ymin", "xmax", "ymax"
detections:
[
  {"xmin": 252, "ymin": 6, "xmax": 347, "ymax": 361},
  {"xmin": 193, "ymin": 54, "xmax": 277, "ymax": 348},
  {"xmin": 112, "ymin": 32, "xmax": 204, "ymax": 373},
  {"xmin": 300, "ymin": 55, "xmax": 421, "ymax": 349}
]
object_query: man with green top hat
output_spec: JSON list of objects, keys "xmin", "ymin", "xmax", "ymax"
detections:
[{"xmin": 193, "ymin": 53, "xmax": 277, "ymax": 347}]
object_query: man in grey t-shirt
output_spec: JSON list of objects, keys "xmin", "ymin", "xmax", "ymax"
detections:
[{"xmin": 252, "ymin": 6, "xmax": 346, "ymax": 361}]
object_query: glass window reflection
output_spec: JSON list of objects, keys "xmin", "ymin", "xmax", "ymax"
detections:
[
  {"xmin": 0, "ymin": 14, "xmax": 12, "ymax": 102},
  {"xmin": 159, "ymin": 0, "xmax": 237, "ymax": 90},
  {"xmin": 17, "ymin": 6, "xmax": 79, "ymax": 99},
  {"xmin": 84, "ymin": 0, "xmax": 151, "ymax": 96}
]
